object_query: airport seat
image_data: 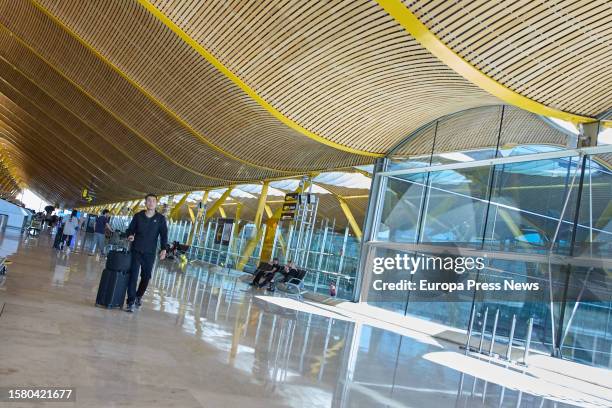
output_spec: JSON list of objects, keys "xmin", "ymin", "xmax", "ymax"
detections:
[{"xmin": 278, "ymin": 269, "xmax": 307, "ymax": 301}]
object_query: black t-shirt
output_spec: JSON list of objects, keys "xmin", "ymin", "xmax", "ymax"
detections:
[{"xmin": 126, "ymin": 210, "xmax": 168, "ymax": 254}]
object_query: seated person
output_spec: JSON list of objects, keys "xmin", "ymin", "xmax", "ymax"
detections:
[
  {"xmin": 250, "ymin": 258, "xmax": 281, "ymax": 287},
  {"xmin": 263, "ymin": 260, "xmax": 298, "ymax": 291}
]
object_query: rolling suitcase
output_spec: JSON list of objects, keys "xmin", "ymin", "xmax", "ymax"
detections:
[{"xmin": 95, "ymin": 248, "xmax": 131, "ymax": 308}]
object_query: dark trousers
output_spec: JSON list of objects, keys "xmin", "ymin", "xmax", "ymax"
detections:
[
  {"xmin": 259, "ymin": 271, "xmax": 287, "ymax": 288},
  {"xmin": 251, "ymin": 269, "xmax": 268, "ymax": 286},
  {"xmin": 61, "ymin": 235, "xmax": 73, "ymax": 247},
  {"xmin": 126, "ymin": 251, "xmax": 155, "ymax": 305}
]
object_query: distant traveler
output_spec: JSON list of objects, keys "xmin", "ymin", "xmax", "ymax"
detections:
[
  {"xmin": 262, "ymin": 260, "xmax": 297, "ymax": 291},
  {"xmin": 91, "ymin": 209, "xmax": 113, "ymax": 256},
  {"xmin": 250, "ymin": 258, "xmax": 281, "ymax": 287},
  {"xmin": 60, "ymin": 210, "xmax": 79, "ymax": 252},
  {"xmin": 124, "ymin": 193, "xmax": 168, "ymax": 313}
]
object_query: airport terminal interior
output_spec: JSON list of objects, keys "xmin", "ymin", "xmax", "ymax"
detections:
[{"xmin": 0, "ymin": 0, "xmax": 610, "ymax": 407}]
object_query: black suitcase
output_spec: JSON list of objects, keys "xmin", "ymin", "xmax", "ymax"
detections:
[
  {"xmin": 95, "ymin": 249, "xmax": 131, "ymax": 308},
  {"xmin": 106, "ymin": 249, "xmax": 132, "ymax": 271}
]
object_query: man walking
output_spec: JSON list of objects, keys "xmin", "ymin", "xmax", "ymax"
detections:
[
  {"xmin": 125, "ymin": 193, "xmax": 167, "ymax": 312},
  {"xmin": 91, "ymin": 209, "xmax": 113, "ymax": 256}
]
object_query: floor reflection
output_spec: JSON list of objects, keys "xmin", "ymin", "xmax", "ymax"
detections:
[
  {"xmin": 1, "ymin": 230, "xmax": 609, "ymax": 407},
  {"xmin": 146, "ymin": 259, "xmax": 609, "ymax": 407}
]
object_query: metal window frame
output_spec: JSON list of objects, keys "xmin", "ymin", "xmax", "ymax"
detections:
[{"xmin": 377, "ymin": 145, "xmax": 612, "ymax": 178}]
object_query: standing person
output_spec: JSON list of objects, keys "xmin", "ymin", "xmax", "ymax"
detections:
[
  {"xmin": 52, "ymin": 215, "xmax": 64, "ymax": 249},
  {"xmin": 90, "ymin": 209, "xmax": 113, "ymax": 256},
  {"xmin": 124, "ymin": 193, "xmax": 168, "ymax": 313},
  {"xmin": 60, "ymin": 210, "xmax": 79, "ymax": 252}
]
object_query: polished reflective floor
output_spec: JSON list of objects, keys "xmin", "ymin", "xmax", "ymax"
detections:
[{"xmin": 0, "ymin": 229, "xmax": 610, "ymax": 407}]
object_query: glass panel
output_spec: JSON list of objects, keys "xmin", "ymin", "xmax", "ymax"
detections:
[
  {"xmin": 388, "ymin": 122, "xmax": 435, "ymax": 171},
  {"xmin": 366, "ymin": 148, "xmax": 612, "ymax": 367},
  {"xmin": 573, "ymin": 154, "xmax": 612, "ymax": 257},
  {"xmin": 420, "ymin": 166, "xmax": 492, "ymax": 246},
  {"xmin": 363, "ymin": 245, "xmax": 411, "ymax": 315},
  {"xmin": 429, "ymin": 105, "xmax": 501, "ymax": 164},
  {"xmin": 376, "ymin": 173, "xmax": 427, "ymax": 243},
  {"xmin": 484, "ymin": 155, "xmax": 581, "ymax": 255},
  {"xmin": 559, "ymin": 153, "xmax": 612, "ymax": 368}
]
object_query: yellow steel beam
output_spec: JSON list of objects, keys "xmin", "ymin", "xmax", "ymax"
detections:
[
  {"xmin": 187, "ymin": 206, "xmax": 195, "ymax": 223},
  {"xmin": 346, "ymin": 167, "xmax": 372, "ymax": 178},
  {"xmin": 56, "ymin": 172, "xmax": 308, "ymax": 210},
  {"xmin": 169, "ymin": 192, "xmax": 189, "ymax": 220},
  {"xmin": 497, "ymin": 208, "xmax": 524, "ymax": 239},
  {"xmin": 336, "ymin": 195, "xmax": 363, "ymax": 241},
  {"xmin": 131, "ymin": 200, "xmax": 142, "ymax": 214},
  {"xmin": 264, "ymin": 204, "xmax": 273, "ymax": 219},
  {"xmin": 375, "ymin": 0, "xmax": 596, "ymax": 125},
  {"xmin": 121, "ymin": 201, "xmax": 133, "ymax": 215},
  {"xmin": 341, "ymin": 194, "xmax": 370, "ymax": 199},
  {"xmin": 27, "ymin": 0, "xmax": 296, "ymax": 174},
  {"xmin": 234, "ymin": 202, "xmax": 243, "ymax": 223},
  {"xmin": 264, "ymin": 204, "xmax": 287, "ymax": 254},
  {"xmin": 128, "ymin": 200, "xmax": 139, "ymax": 213},
  {"xmin": 109, "ymin": 203, "xmax": 120, "ymax": 215},
  {"xmin": 260, "ymin": 179, "xmax": 313, "ymax": 263},
  {"xmin": 199, "ymin": 191, "xmax": 209, "ymax": 218},
  {"xmin": 206, "ymin": 187, "xmax": 234, "ymax": 218},
  {"xmin": 136, "ymin": 0, "xmax": 382, "ymax": 158},
  {"xmin": 218, "ymin": 206, "xmax": 227, "ymax": 218},
  {"xmin": 236, "ymin": 182, "xmax": 269, "ymax": 270},
  {"xmin": 116, "ymin": 202, "xmax": 128, "ymax": 215},
  {"xmin": 254, "ymin": 181, "xmax": 269, "ymax": 227}
]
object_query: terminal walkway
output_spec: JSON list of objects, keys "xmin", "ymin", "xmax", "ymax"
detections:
[{"xmin": 0, "ymin": 229, "xmax": 609, "ymax": 408}]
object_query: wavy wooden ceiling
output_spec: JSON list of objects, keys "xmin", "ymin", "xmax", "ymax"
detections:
[
  {"xmin": 404, "ymin": 0, "xmax": 611, "ymax": 116},
  {"xmin": 392, "ymin": 105, "xmax": 570, "ymax": 157},
  {"xmin": 0, "ymin": 0, "xmax": 608, "ymax": 206}
]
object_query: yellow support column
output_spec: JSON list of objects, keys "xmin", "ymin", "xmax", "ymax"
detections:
[
  {"xmin": 375, "ymin": 0, "xmax": 595, "ymax": 125},
  {"xmin": 264, "ymin": 204, "xmax": 286, "ymax": 253},
  {"xmin": 169, "ymin": 192, "xmax": 189, "ymax": 220},
  {"xmin": 254, "ymin": 182, "xmax": 269, "ymax": 228},
  {"xmin": 131, "ymin": 200, "xmax": 142, "ymax": 215},
  {"xmin": 109, "ymin": 203, "xmax": 120, "ymax": 215},
  {"xmin": 336, "ymin": 195, "xmax": 363, "ymax": 241},
  {"xmin": 260, "ymin": 180, "xmax": 312, "ymax": 264},
  {"xmin": 236, "ymin": 182, "xmax": 269, "ymax": 270},
  {"xmin": 119, "ymin": 202, "xmax": 129, "ymax": 215},
  {"xmin": 206, "ymin": 187, "xmax": 234, "ymax": 218}
]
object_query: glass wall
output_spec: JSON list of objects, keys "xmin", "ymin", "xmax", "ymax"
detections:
[
  {"xmin": 362, "ymin": 145, "xmax": 612, "ymax": 368},
  {"xmin": 182, "ymin": 217, "xmax": 361, "ymax": 300},
  {"xmin": 102, "ymin": 211, "xmax": 363, "ymax": 300}
]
